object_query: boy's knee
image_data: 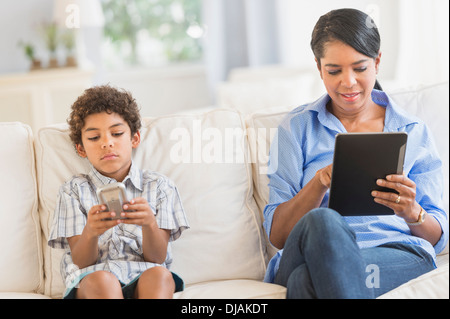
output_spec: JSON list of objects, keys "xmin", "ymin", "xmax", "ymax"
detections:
[
  {"xmin": 85, "ymin": 270, "xmax": 118, "ymax": 285},
  {"xmin": 142, "ymin": 266, "xmax": 173, "ymax": 284},
  {"xmin": 78, "ymin": 271, "xmax": 122, "ymax": 298},
  {"xmin": 135, "ymin": 267, "xmax": 175, "ymax": 298}
]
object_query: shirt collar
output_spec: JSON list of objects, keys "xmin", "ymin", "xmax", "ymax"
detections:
[
  {"xmin": 305, "ymin": 89, "xmax": 418, "ymax": 132},
  {"xmin": 378, "ymin": 90, "xmax": 419, "ymax": 131},
  {"xmin": 88, "ymin": 161, "xmax": 143, "ymax": 191}
]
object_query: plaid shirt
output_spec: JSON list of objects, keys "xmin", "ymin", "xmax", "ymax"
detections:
[{"xmin": 48, "ymin": 162, "xmax": 189, "ymax": 288}]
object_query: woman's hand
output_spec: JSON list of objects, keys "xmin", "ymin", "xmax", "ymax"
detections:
[
  {"xmin": 315, "ymin": 164, "xmax": 333, "ymax": 189},
  {"xmin": 270, "ymin": 164, "xmax": 333, "ymax": 249},
  {"xmin": 371, "ymin": 173, "xmax": 421, "ymax": 223},
  {"xmin": 371, "ymin": 173, "xmax": 443, "ymax": 246}
]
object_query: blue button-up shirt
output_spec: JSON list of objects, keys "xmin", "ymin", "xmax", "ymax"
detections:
[{"xmin": 263, "ymin": 90, "xmax": 449, "ymax": 283}]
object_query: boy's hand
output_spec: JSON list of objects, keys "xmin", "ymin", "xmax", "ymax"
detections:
[
  {"xmin": 85, "ymin": 204, "xmax": 121, "ymax": 237},
  {"xmin": 120, "ymin": 197, "xmax": 157, "ymax": 227},
  {"xmin": 121, "ymin": 198, "xmax": 169, "ymax": 264}
]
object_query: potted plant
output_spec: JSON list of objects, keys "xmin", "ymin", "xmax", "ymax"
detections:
[
  {"xmin": 18, "ymin": 41, "xmax": 41, "ymax": 71},
  {"xmin": 61, "ymin": 29, "xmax": 77, "ymax": 67},
  {"xmin": 42, "ymin": 22, "xmax": 59, "ymax": 68}
]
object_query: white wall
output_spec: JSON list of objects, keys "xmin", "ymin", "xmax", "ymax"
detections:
[
  {"xmin": 276, "ymin": 1, "xmax": 399, "ymax": 84},
  {"xmin": 0, "ymin": 0, "xmax": 53, "ymax": 74},
  {"xmin": 1, "ymin": 0, "xmax": 448, "ymax": 118},
  {"xmin": 275, "ymin": 0, "xmax": 449, "ymax": 91}
]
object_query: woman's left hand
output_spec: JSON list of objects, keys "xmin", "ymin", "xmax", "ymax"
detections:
[{"xmin": 371, "ymin": 173, "xmax": 421, "ymax": 223}]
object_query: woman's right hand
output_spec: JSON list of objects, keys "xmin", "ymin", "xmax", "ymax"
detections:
[
  {"xmin": 315, "ymin": 164, "xmax": 333, "ymax": 189},
  {"xmin": 270, "ymin": 163, "xmax": 333, "ymax": 249}
]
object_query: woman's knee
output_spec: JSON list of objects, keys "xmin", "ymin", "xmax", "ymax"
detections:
[
  {"xmin": 288, "ymin": 207, "xmax": 354, "ymax": 252},
  {"xmin": 292, "ymin": 208, "xmax": 342, "ymax": 236},
  {"xmin": 303, "ymin": 207, "xmax": 341, "ymax": 226}
]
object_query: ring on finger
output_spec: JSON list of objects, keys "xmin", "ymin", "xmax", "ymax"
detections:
[{"xmin": 395, "ymin": 195, "xmax": 401, "ymax": 204}]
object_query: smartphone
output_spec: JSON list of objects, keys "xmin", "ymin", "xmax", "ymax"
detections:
[{"xmin": 96, "ymin": 182, "xmax": 130, "ymax": 220}]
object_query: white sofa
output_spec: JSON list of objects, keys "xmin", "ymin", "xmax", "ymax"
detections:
[{"xmin": 0, "ymin": 82, "xmax": 448, "ymax": 299}]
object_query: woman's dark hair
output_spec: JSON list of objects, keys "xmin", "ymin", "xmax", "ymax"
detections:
[{"xmin": 311, "ymin": 8, "xmax": 382, "ymax": 90}]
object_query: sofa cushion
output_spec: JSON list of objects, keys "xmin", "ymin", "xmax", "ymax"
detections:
[
  {"xmin": 35, "ymin": 109, "xmax": 267, "ymax": 298},
  {"xmin": 174, "ymin": 280, "xmax": 286, "ymax": 299},
  {"xmin": 389, "ymin": 82, "xmax": 449, "ymax": 213},
  {"xmin": 0, "ymin": 122, "xmax": 43, "ymax": 294},
  {"xmin": 217, "ymin": 74, "xmax": 318, "ymax": 114},
  {"xmin": 378, "ymin": 262, "xmax": 449, "ymax": 299}
]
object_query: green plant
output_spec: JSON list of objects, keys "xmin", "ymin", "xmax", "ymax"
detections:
[
  {"xmin": 61, "ymin": 29, "xmax": 76, "ymax": 54},
  {"xmin": 18, "ymin": 41, "xmax": 36, "ymax": 61},
  {"xmin": 41, "ymin": 22, "xmax": 59, "ymax": 55}
]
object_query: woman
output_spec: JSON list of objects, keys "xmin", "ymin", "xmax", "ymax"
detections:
[{"xmin": 263, "ymin": 8, "xmax": 448, "ymax": 298}]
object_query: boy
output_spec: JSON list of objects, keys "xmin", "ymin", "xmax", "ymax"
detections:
[{"xmin": 48, "ymin": 85, "xmax": 189, "ymax": 299}]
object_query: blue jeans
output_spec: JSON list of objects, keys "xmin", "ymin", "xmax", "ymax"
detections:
[{"xmin": 274, "ymin": 208, "xmax": 435, "ymax": 299}]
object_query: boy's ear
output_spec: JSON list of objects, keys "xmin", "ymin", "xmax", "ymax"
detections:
[
  {"xmin": 131, "ymin": 130, "xmax": 141, "ymax": 149},
  {"xmin": 76, "ymin": 143, "xmax": 87, "ymax": 158}
]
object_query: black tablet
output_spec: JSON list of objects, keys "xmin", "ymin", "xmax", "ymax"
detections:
[{"xmin": 328, "ymin": 132, "xmax": 407, "ymax": 216}]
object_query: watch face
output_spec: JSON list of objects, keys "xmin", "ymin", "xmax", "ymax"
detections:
[
  {"xmin": 420, "ymin": 209, "xmax": 426, "ymax": 222},
  {"xmin": 406, "ymin": 207, "xmax": 425, "ymax": 226}
]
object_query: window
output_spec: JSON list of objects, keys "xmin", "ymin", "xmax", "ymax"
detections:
[{"xmin": 101, "ymin": 0, "xmax": 204, "ymax": 69}]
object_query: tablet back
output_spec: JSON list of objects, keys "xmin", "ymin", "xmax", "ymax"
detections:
[{"xmin": 328, "ymin": 132, "xmax": 407, "ymax": 216}]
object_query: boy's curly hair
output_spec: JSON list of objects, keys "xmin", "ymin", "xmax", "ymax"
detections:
[{"xmin": 68, "ymin": 85, "xmax": 142, "ymax": 146}]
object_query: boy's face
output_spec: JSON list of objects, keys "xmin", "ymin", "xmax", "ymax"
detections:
[{"xmin": 76, "ymin": 111, "xmax": 140, "ymax": 182}]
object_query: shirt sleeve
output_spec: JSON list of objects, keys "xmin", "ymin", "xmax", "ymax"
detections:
[
  {"xmin": 48, "ymin": 180, "xmax": 87, "ymax": 249},
  {"xmin": 407, "ymin": 122, "xmax": 449, "ymax": 254},
  {"xmin": 263, "ymin": 115, "xmax": 305, "ymax": 243},
  {"xmin": 154, "ymin": 177, "xmax": 190, "ymax": 241}
]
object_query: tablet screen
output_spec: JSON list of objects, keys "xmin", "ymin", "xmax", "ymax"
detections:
[{"xmin": 328, "ymin": 132, "xmax": 407, "ymax": 216}]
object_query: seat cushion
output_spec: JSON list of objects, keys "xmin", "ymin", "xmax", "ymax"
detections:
[
  {"xmin": 174, "ymin": 279, "xmax": 286, "ymax": 299},
  {"xmin": 378, "ymin": 256, "xmax": 449, "ymax": 299}
]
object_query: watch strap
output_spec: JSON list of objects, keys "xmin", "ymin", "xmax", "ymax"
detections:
[{"xmin": 406, "ymin": 206, "xmax": 426, "ymax": 226}]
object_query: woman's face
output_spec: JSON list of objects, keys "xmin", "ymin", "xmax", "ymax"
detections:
[{"xmin": 317, "ymin": 40, "xmax": 381, "ymax": 115}]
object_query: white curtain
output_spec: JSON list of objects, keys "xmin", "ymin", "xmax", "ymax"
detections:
[
  {"xmin": 202, "ymin": 0, "xmax": 280, "ymax": 98},
  {"xmin": 395, "ymin": 0, "xmax": 449, "ymax": 88}
]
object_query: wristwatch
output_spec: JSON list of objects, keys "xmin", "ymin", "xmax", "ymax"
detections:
[{"xmin": 406, "ymin": 206, "xmax": 426, "ymax": 226}]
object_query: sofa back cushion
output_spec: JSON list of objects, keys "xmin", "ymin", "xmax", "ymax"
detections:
[
  {"xmin": 0, "ymin": 123, "xmax": 43, "ymax": 293},
  {"xmin": 36, "ymin": 109, "xmax": 267, "ymax": 298},
  {"xmin": 389, "ymin": 82, "xmax": 449, "ymax": 213}
]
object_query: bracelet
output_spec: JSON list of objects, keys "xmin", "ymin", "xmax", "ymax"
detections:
[{"xmin": 405, "ymin": 206, "xmax": 426, "ymax": 226}]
